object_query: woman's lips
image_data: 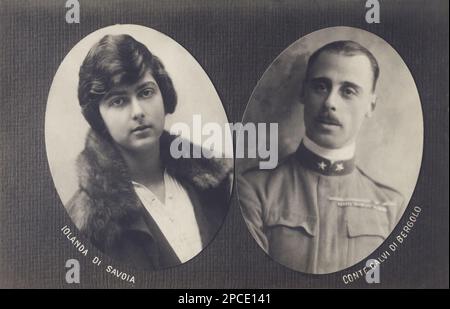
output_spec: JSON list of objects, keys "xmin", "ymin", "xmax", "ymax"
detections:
[{"xmin": 131, "ymin": 125, "xmax": 152, "ymax": 134}]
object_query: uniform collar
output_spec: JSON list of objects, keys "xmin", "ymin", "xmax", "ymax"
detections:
[
  {"xmin": 303, "ymin": 135, "xmax": 355, "ymax": 162},
  {"xmin": 296, "ymin": 138, "xmax": 356, "ymax": 176}
]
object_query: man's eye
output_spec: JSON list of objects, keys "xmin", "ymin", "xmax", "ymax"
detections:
[
  {"xmin": 342, "ymin": 87, "xmax": 357, "ymax": 97},
  {"xmin": 312, "ymin": 82, "xmax": 328, "ymax": 93},
  {"xmin": 140, "ymin": 88, "xmax": 155, "ymax": 98}
]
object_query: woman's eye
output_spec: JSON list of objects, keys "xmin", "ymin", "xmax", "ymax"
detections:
[
  {"xmin": 110, "ymin": 97, "xmax": 126, "ymax": 106},
  {"xmin": 140, "ymin": 88, "xmax": 155, "ymax": 98}
]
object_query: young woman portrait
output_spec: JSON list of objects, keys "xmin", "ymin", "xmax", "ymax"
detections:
[{"xmin": 46, "ymin": 26, "xmax": 232, "ymax": 270}]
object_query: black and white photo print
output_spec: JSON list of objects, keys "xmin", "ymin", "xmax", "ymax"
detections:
[
  {"xmin": 46, "ymin": 25, "xmax": 233, "ymax": 270},
  {"xmin": 237, "ymin": 27, "xmax": 423, "ymax": 274}
]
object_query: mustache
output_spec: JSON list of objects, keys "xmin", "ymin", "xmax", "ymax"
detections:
[{"xmin": 315, "ymin": 113, "xmax": 342, "ymax": 126}]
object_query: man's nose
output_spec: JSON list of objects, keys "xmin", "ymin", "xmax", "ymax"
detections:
[
  {"xmin": 130, "ymin": 97, "xmax": 145, "ymax": 120},
  {"xmin": 323, "ymin": 89, "xmax": 338, "ymax": 112}
]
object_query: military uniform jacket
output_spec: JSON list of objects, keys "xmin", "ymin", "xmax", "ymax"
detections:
[{"xmin": 239, "ymin": 142, "xmax": 404, "ymax": 274}]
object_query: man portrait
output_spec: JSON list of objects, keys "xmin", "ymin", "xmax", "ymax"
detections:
[{"xmin": 238, "ymin": 28, "xmax": 422, "ymax": 274}]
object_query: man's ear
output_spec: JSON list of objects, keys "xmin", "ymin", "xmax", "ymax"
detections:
[
  {"xmin": 299, "ymin": 80, "xmax": 307, "ymax": 104},
  {"xmin": 365, "ymin": 94, "xmax": 377, "ymax": 118}
]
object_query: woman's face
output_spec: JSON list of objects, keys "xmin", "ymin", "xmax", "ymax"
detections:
[{"xmin": 99, "ymin": 71, "xmax": 166, "ymax": 152}]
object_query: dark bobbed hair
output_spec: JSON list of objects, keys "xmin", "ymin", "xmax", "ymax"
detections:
[
  {"xmin": 304, "ymin": 40, "xmax": 380, "ymax": 92},
  {"xmin": 78, "ymin": 34, "xmax": 177, "ymax": 135}
]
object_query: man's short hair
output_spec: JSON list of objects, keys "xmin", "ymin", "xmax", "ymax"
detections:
[
  {"xmin": 78, "ymin": 34, "xmax": 177, "ymax": 135},
  {"xmin": 304, "ymin": 40, "xmax": 380, "ymax": 92}
]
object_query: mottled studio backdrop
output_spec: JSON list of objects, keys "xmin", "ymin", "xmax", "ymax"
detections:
[{"xmin": 0, "ymin": 0, "xmax": 448, "ymax": 288}]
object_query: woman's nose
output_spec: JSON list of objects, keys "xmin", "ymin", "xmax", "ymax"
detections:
[{"xmin": 130, "ymin": 97, "xmax": 145, "ymax": 120}]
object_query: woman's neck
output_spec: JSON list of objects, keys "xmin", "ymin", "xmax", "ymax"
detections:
[{"xmin": 118, "ymin": 142, "xmax": 164, "ymax": 186}]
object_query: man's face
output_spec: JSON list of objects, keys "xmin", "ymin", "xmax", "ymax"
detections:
[
  {"xmin": 99, "ymin": 71, "xmax": 166, "ymax": 152},
  {"xmin": 302, "ymin": 51, "xmax": 376, "ymax": 149}
]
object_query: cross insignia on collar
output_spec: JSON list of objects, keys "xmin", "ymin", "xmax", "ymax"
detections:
[
  {"xmin": 318, "ymin": 161, "xmax": 327, "ymax": 170},
  {"xmin": 335, "ymin": 163, "xmax": 344, "ymax": 172}
]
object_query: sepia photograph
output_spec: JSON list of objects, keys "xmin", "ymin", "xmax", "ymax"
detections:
[
  {"xmin": 45, "ymin": 24, "xmax": 233, "ymax": 270},
  {"xmin": 237, "ymin": 26, "xmax": 423, "ymax": 274},
  {"xmin": 0, "ymin": 0, "xmax": 447, "ymax": 290}
]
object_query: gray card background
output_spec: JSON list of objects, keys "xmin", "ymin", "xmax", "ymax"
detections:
[{"xmin": 0, "ymin": 0, "xmax": 448, "ymax": 288}]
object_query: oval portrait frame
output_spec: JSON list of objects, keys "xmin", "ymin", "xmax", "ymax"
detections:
[
  {"xmin": 45, "ymin": 24, "xmax": 234, "ymax": 270},
  {"xmin": 237, "ymin": 26, "xmax": 423, "ymax": 274}
]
